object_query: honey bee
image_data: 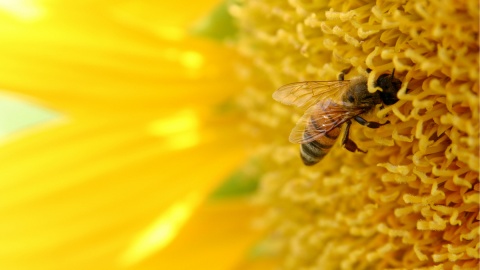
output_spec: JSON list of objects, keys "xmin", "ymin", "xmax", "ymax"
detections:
[{"xmin": 273, "ymin": 69, "xmax": 402, "ymax": 165}]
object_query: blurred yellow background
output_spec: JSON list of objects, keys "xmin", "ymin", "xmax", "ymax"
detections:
[{"xmin": 0, "ymin": 1, "xmax": 263, "ymax": 269}]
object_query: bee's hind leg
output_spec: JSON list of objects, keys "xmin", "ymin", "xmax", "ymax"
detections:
[
  {"xmin": 354, "ymin": 116, "xmax": 390, "ymax": 128},
  {"xmin": 338, "ymin": 67, "xmax": 353, "ymax": 81},
  {"xmin": 342, "ymin": 121, "xmax": 367, "ymax": 153}
]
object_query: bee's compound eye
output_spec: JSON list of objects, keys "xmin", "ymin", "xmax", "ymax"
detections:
[{"xmin": 348, "ymin": 95, "xmax": 354, "ymax": 102}]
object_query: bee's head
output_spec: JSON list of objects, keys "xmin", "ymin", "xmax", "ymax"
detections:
[{"xmin": 376, "ymin": 70, "xmax": 402, "ymax": 105}]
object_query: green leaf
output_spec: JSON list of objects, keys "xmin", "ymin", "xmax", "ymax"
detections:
[
  {"xmin": 191, "ymin": 0, "xmax": 238, "ymax": 41},
  {"xmin": 209, "ymin": 161, "xmax": 259, "ymax": 200}
]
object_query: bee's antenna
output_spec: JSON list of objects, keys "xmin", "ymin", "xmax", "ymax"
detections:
[{"xmin": 391, "ymin": 68, "xmax": 396, "ymax": 79}]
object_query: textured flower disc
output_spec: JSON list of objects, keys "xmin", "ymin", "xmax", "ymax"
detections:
[{"xmin": 234, "ymin": 0, "xmax": 479, "ymax": 269}]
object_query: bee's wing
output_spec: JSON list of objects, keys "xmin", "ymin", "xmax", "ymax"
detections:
[
  {"xmin": 273, "ymin": 80, "xmax": 350, "ymax": 109},
  {"xmin": 289, "ymin": 101, "xmax": 365, "ymax": 144}
]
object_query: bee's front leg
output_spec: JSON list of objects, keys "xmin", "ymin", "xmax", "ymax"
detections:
[
  {"xmin": 338, "ymin": 67, "xmax": 352, "ymax": 81},
  {"xmin": 342, "ymin": 121, "xmax": 367, "ymax": 153},
  {"xmin": 354, "ymin": 116, "xmax": 390, "ymax": 128}
]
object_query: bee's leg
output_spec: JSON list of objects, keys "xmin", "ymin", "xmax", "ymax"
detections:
[
  {"xmin": 342, "ymin": 121, "xmax": 367, "ymax": 153},
  {"xmin": 354, "ymin": 116, "xmax": 390, "ymax": 128},
  {"xmin": 338, "ymin": 67, "xmax": 352, "ymax": 81}
]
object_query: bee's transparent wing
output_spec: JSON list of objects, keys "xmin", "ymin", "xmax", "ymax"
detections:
[
  {"xmin": 273, "ymin": 80, "xmax": 350, "ymax": 109},
  {"xmin": 289, "ymin": 101, "xmax": 365, "ymax": 144}
]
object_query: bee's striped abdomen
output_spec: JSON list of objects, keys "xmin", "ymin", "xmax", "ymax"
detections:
[
  {"xmin": 300, "ymin": 128, "xmax": 341, "ymax": 165},
  {"xmin": 300, "ymin": 107, "xmax": 342, "ymax": 166}
]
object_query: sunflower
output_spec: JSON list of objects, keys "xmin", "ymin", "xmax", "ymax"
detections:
[
  {"xmin": 233, "ymin": 0, "xmax": 479, "ymax": 269},
  {"xmin": 0, "ymin": 1, "xmax": 264, "ymax": 269}
]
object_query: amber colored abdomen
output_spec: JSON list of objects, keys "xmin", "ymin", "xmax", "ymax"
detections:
[{"xmin": 300, "ymin": 108, "xmax": 341, "ymax": 165}]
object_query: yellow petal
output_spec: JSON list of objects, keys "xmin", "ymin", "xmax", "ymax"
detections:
[
  {"xmin": 120, "ymin": 192, "xmax": 203, "ymax": 267},
  {"xmin": 0, "ymin": 0, "xmax": 242, "ymax": 115},
  {"xmin": 0, "ymin": 1, "xmax": 257, "ymax": 269},
  {"xmin": 129, "ymin": 198, "xmax": 265, "ymax": 270},
  {"xmin": 0, "ymin": 114, "xmax": 248, "ymax": 269}
]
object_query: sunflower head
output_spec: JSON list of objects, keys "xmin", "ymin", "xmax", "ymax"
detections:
[{"xmin": 234, "ymin": 0, "xmax": 479, "ymax": 268}]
